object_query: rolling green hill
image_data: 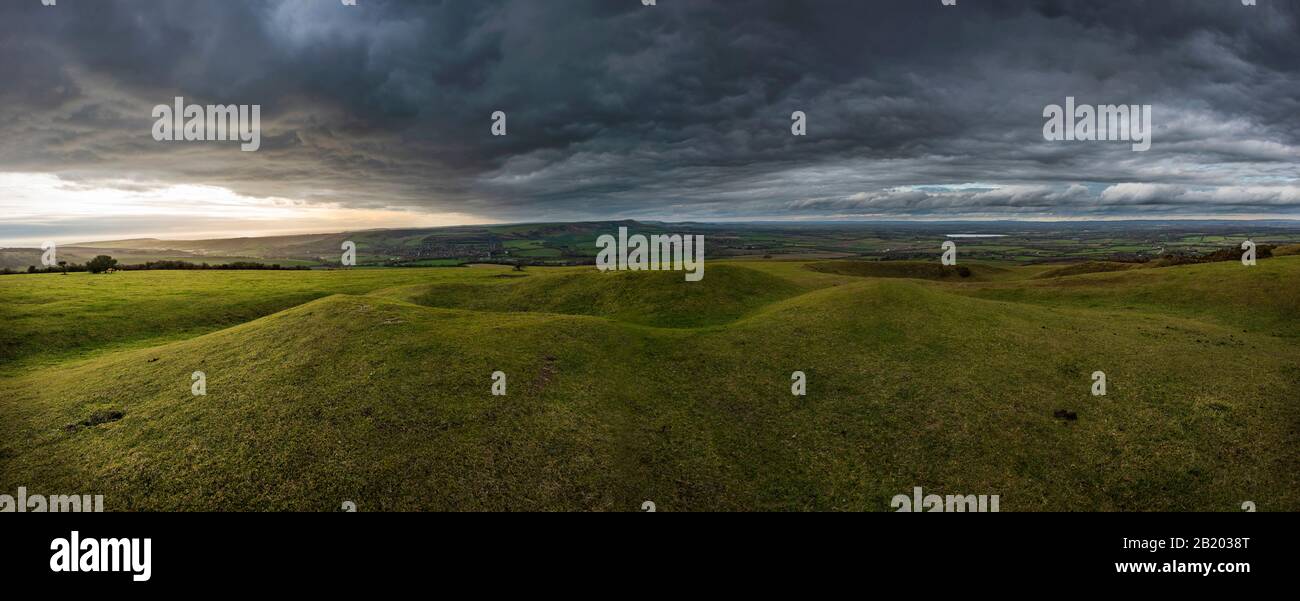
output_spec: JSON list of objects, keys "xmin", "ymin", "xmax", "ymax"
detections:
[
  {"xmin": 805, "ymin": 260, "xmax": 1021, "ymax": 282},
  {"xmin": 1, "ymin": 258, "xmax": 1297, "ymax": 511},
  {"xmin": 1031, "ymin": 261, "xmax": 1141, "ymax": 279},
  {"xmin": 958, "ymin": 256, "xmax": 1300, "ymax": 338},
  {"xmin": 375, "ymin": 264, "xmax": 808, "ymax": 328},
  {"xmin": 0, "ymin": 267, "xmax": 511, "ymax": 370}
]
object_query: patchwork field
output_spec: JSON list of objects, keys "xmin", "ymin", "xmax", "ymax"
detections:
[{"xmin": 1, "ymin": 257, "xmax": 1297, "ymax": 511}]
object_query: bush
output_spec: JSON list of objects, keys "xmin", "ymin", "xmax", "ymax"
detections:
[{"xmin": 87, "ymin": 255, "xmax": 119, "ymax": 274}]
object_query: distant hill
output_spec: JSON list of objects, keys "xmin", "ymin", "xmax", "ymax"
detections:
[
  {"xmin": 7, "ymin": 219, "xmax": 1300, "ymax": 271},
  {"xmin": 27, "ymin": 221, "xmax": 664, "ymax": 267}
]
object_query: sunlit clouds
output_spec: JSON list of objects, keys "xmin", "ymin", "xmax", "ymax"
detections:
[{"xmin": 0, "ymin": 173, "xmax": 489, "ymax": 247}]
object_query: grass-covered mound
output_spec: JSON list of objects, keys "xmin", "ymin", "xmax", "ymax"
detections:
[
  {"xmin": 1032, "ymin": 261, "xmax": 1140, "ymax": 279},
  {"xmin": 1274, "ymin": 244, "xmax": 1300, "ymax": 257},
  {"xmin": 960, "ymin": 256, "xmax": 1300, "ymax": 338},
  {"xmin": 378, "ymin": 264, "xmax": 806, "ymax": 328},
  {"xmin": 0, "ymin": 267, "xmax": 497, "ymax": 371},
  {"xmin": 2, "ymin": 258, "xmax": 1298, "ymax": 511},
  {"xmin": 805, "ymin": 260, "xmax": 1013, "ymax": 282}
]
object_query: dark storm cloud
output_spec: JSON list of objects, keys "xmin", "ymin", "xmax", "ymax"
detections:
[{"xmin": 1, "ymin": 0, "xmax": 1297, "ymax": 222}]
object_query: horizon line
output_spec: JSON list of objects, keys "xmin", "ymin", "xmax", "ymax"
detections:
[{"xmin": 5, "ymin": 216, "xmax": 1292, "ymax": 249}]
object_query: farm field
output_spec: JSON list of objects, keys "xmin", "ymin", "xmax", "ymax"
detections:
[{"xmin": 8, "ymin": 220, "xmax": 1300, "ymax": 270}]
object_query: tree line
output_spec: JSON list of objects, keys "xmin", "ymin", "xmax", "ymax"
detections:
[{"xmin": 0, "ymin": 257, "xmax": 311, "ymax": 275}]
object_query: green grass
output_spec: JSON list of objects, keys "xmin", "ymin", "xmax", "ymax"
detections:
[
  {"xmin": 805, "ymin": 260, "xmax": 1022, "ymax": 282},
  {"xmin": 0, "ymin": 249, "xmax": 319, "ymax": 271},
  {"xmin": 512, "ymin": 248, "xmax": 563, "ymax": 258},
  {"xmin": 401, "ymin": 259, "xmax": 465, "ymax": 267},
  {"xmin": 0, "ymin": 266, "xmax": 514, "ymax": 371},
  {"xmin": 960, "ymin": 256, "xmax": 1300, "ymax": 338},
  {"xmin": 1, "ymin": 259, "xmax": 1297, "ymax": 511},
  {"xmin": 1032, "ymin": 262, "xmax": 1141, "ymax": 279},
  {"xmin": 375, "ymin": 264, "xmax": 808, "ymax": 328}
]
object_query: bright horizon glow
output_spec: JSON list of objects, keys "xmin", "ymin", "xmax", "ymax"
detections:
[{"xmin": 0, "ymin": 173, "xmax": 495, "ymax": 247}]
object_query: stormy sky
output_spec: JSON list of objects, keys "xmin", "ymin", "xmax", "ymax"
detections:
[{"xmin": 1, "ymin": 0, "xmax": 1298, "ymax": 245}]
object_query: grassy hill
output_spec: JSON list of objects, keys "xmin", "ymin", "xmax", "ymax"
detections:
[
  {"xmin": 805, "ymin": 260, "xmax": 1022, "ymax": 282},
  {"xmin": 1, "ymin": 258, "xmax": 1297, "ymax": 511},
  {"xmin": 1031, "ymin": 261, "xmax": 1141, "ymax": 279},
  {"xmin": 374, "ymin": 264, "xmax": 808, "ymax": 328},
  {"xmin": 959, "ymin": 256, "xmax": 1300, "ymax": 338},
  {"xmin": 0, "ymin": 267, "xmax": 509, "ymax": 370}
]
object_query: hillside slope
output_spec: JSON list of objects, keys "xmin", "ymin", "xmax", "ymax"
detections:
[
  {"xmin": 0, "ymin": 266, "xmax": 514, "ymax": 370},
  {"xmin": 2, "ymin": 260, "xmax": 1297, "ymax": 511},
  {"xmin": 805, "ymin": 260, "xmax": 1018, "ymax": 282},
  {"xmin": 959, "ymin": 256, "xmax": 1300, "ymax": 338}
]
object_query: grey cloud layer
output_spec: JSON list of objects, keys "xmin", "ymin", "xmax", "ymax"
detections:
[{"xmin": 2, "ymin": 0, "xmax": 1297, "ymax": 220}]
